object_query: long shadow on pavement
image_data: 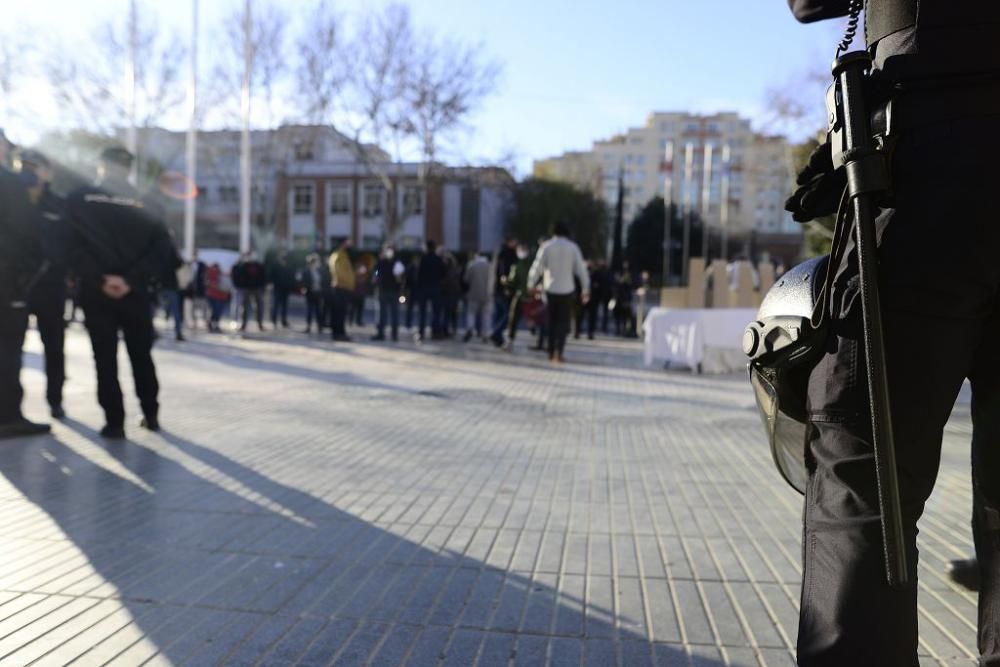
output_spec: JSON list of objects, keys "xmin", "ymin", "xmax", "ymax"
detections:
[{"xmin": 0, "ymin": 422, "xmax": 728, "ymax": 666}]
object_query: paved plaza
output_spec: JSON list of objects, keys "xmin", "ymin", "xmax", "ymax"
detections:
[{"xmin": 0, "ymin": 323, "xmax": 981, "ymax": 666}]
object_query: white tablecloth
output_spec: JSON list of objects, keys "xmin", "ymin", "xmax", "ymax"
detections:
[{"xmin": 643, "ymin": 307, "xmax": 757, "ymax": 373}]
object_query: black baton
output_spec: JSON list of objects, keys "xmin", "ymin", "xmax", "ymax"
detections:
[{"xmin": 829, "ymin": 52, "xmax": 908, "ymax": 587}]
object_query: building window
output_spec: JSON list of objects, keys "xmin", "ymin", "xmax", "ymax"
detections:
[
  {"xmin": 293, "ymin": 184, "xmax": 314, "ymax": 215},
  {"xmin": 329, "ymin": 185, "xmax": 350, "ymax": 214},
  {"xmin": 218, "ymin": 186, "xmax": 238, "ymax": 203},
  {"xmin": 402, "ymin": 186, "xmax": 424, "ymax": 217},
  {"xmin": 294, "ymin": 141, "xmax": 314, "ymax": 161},
  {"xmin": 363, "ymin": 184, "xmax": 384, "ymax": 217}
]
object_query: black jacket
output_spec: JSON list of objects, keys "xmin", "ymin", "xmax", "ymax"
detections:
[
  {"xmin": 66, "ymin": 179, "xmax": 171, "ymax": 297},
  {"xmin": 417, "ymin": 253, "xmax": 446, "ymax": 290},
  {"xmin": 232, "ymin": 260, "xmax": 268, "ymax": 290},
  {"xmin": 269, "ymin": 262, "xmax": 297, "ymax": 292},
  {"xmin": 0, "ymin": 167, "xmax": 42, "ymax": 301},
  {"xmin": 372, "ymin": 258, "xmax": 403, "ymax": 293},
  {"xmin": 31, "ymin": 186, "xmax": 68, "ymax": 289}
]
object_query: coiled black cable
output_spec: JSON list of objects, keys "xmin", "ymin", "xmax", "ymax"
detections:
[{"xmin": 837, "ymin": 0, "xmax": 864, "ymax": 55}]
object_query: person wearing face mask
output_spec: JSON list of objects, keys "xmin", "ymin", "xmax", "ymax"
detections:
[
  {"xmin": 371, "ymin": 246, "xmax": 404, "ymax": 342},
  {"xmin": 20, "ymin": 150, "xmax": 69, "ymax": 418},
  {"xmin": 0, "ymin": 131, "xmax": 49, "ymax": 438}
]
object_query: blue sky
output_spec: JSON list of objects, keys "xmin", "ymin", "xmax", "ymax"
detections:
[{"xmin": 8, "ymin": 0, "xmax": 845, "ymax": 175}]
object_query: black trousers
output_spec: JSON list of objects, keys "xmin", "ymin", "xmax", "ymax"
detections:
[
  {"xmin": 241, "ymin": 289, "xmax": 264, "ymax": 329},
  {"xmin": 82, "ymin": 292, "xmax": 159, "ymax": 429},
  {"xmin": 546, "ymin": 292, "xmax": 574, "ymax": 360},
  {"xmin": 330, "ymin": 288, "xmax": 351, "ymax": 338},
  {"xmin": 798, "ymin": 114, "xmax": 1000, "ymax": 665},
  {"xmin": 377, "ymin": 291, "xmax": 400, "ymax": 339},
  {"xmin": 0, "ymin": 302, "xmax": 28, "ymax": 424},
  {"xmin": 271, "ymin": 288, "xmax": 289, "ymax": 325},
  {"xmin": 29, "ymin": 283, "xmax": 66, "ymax": 408},
  {"xmin": 305, "ymin": 291, "xmax": 323, "ymax": 331}
]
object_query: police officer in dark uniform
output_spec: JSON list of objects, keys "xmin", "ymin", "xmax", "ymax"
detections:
[
  {"xmin": 785, "ymin": 1, "xmax": 1000, "ymax": 663},
  {"xmin": 19, "ymin": 150, "xmax": 69, "ymax": 420},
  {"xmin": 67, "ymin": 146, "xmax": 170, "ymax": 439},
  {"xmin": 0, "ymin": 131, "xmax": 50, "ymax": 439}
]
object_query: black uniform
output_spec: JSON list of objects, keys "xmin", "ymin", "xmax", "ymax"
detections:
[
  {"xmin": 0, "ymin": 167, "xmax": 43, "ymax": 427},
  {"xmin": 27, "ymin": 186, "xmax": 69, "ymax": 413},
  {"xmin": 787, "ymin": 1, "xmax": 1000, "ymax": 664},
  {"xmin": 67, "ymin": 178, "xmax": 170, "ymax": 431}
]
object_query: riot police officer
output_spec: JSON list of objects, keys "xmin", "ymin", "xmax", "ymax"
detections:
[
  {"xmin": 67, "ymin": 146, "xmax": 170, "ymax": 439},
  {"xmin": 0, "ymin": 131, "xmax": 49, "ymax": 439},
  {"xmin": 19, "ymin": 150, "xmax": 69, "ymax": 419},
  {"xmin": 785, "ymin": 1, "xmax": 1000, "ymax": 664}
]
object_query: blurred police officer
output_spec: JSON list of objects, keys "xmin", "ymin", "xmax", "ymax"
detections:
[
  {"xmin": 0, "ymin": 131, "xmax": 49, "ymax": 439},
  {"xmin": 67, "ymin": 146, "xmax": 170, "ymax": 439},
  {"xmin": 20, "ymin": 150, "xmax": 69, "ymax": 419},
  {"xmin": 786, "ymin": 1, "xmax": 1000, "ymax": 664}
]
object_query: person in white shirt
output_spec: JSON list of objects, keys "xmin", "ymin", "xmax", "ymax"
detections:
[{"xmin": 527, "ymin": 221, "xmax": 590, "ymax": 363}]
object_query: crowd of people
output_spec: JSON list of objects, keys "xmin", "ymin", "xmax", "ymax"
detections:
[{"xmin": 167, "ymin": 232, "xmax": 644, "ymax": 356}]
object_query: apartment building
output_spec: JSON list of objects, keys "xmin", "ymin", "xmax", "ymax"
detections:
[{"xmin": 533, "ymin": 112, "xmax": 799, "ymax": 238}]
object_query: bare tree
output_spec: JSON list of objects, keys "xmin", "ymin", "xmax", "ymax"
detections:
[
  {"xmin": 41, "ymin": 7, "xmax": 186, "ymax": 137},
  {"xmin": 293, "ymin": 2, "xmax": 501, "ymax": 241}
]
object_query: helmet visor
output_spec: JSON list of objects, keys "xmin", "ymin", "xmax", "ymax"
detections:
[{"xmin": 750, "ymin": 366, "xmax": 809, "ymax": 495}]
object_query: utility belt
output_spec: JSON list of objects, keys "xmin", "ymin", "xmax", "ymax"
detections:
[{"xmin": 871, "ymin": 75, "xmax": 1000, "ymax": 138}]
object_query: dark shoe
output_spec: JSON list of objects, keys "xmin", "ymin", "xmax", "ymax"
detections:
[
  {"xmin": 333, "ymin": 334, "xmax": 352, "ymax": 342},
  {"xmin": 0, "ymin": 419, "xmax": 51, "ymax": 439},
  {"xmin": 139, "ymin": 416, "xmax": 160, "ymax": 432},
  {"xmin": 175, "ymin": 333, "xmax": 186, "ymax": 342},
  {"xmin": 371, "ymin": 334, "xmax": 386, "ymax": 341},
  {"xmin": 100, "ymin": 425, "xmax": 126, "ymax": 439},
  {"xmin": 948, "ymin": 559, "xmax": 980, "ymax": 592},
  {"xmin": 50, "ymin": 405, "xmax": 66, "ymax": 420},
  {"xmin": 463, "ymin": 331, "xmax": 474, "ymax": 343}
]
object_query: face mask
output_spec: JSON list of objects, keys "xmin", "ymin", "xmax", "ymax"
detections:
[
  {"xmin": 517, "ymin": 250, "xmax": 528, "ymax": 260},
  {"xmin": 384, "ymin": 250, "xmax": 395, "ymax": 260}
]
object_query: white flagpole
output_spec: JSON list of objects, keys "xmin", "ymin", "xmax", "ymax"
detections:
[
  {"xmin": 183, "ymin": 0, "xmax": 199, "ymax": 260},
  {"xmin": 721, "ymin": 144, "xmax": 731, "ymax": 261},
  {"xmin": 239, "ymin": 0, "xmax": 253, "ymax": 254},
  {"xmin": 662, "ymin": 140, "xmax": 673, "ymax": 286},
  {"xmin": 701, "ymin": 142, "xmax": 714, "ymax": 261},
  {"xmin": 681, "ymin": 141, "xmax": 694, "ymax": 286},
  {"xmin": 126, "ymin": 0, "xmax": 138, "ymax": 184}
]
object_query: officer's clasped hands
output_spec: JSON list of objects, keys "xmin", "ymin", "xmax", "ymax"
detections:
[{"xmin": 101, "ymin": 275, "xmax": 131, "ymax": 300}]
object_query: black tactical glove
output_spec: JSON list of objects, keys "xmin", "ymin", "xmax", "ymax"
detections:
[{"xmin": 784, "ymin": 140, "xmax": 846, "ymax": 223}]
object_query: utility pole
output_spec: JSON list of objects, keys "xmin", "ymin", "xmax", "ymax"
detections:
[
  {"xmin": 183, "ymin": 0, "xmax": 199, "ymax": 260},
  {"xmin": 720, "ymin": 144, "xmax": 731, "ymax": 262},
  {"xmin": 681, "ymin": 142, "xmax": 694, "ymax": 286},
  {"xmin": 662, "ymin": 141, "xmax": 673, "ymax": 286},
  {"xmin": 239, "ymin": 0, "xmax": 253, "ymax": 254},
  {"xmin": 126, "ymin": 0, "xmax": 138, "ymax": 184},
  {"xmin": 700, "ymin": 142, "xmax": 714, "ymax": 262}
]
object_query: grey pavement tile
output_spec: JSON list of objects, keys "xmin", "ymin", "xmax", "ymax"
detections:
[
  {"xmin": 513, "ymin": 635, "xmax": 548, "ymax": 666},
  {"xmin": 402, "ymin": 626, "xmax": 451, "ymax": 666},
  {"xmin": 443, "ymin": 628, "xmax": 486, "ymax": 667},
  {"xmin": 297, "ymin": 617, "xmax": 358, "ymax": 666},
  {"xmin": 583, "ymin": 638, "xmax": 616, "ymax": 667},
  {"xmin": 478, "ymin": 632, "xmax": 516, "ymax": 666},
  {"xmin": 368, "ymin": 623, "xmax": 421, "ymax": 667},
  {"xmin": 549, "ymin": 637, "xmax": 583, "ymax": 667}
]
